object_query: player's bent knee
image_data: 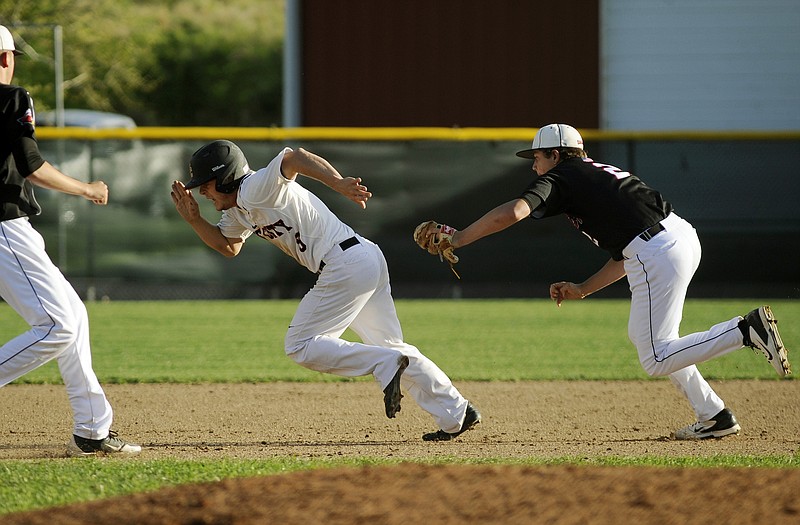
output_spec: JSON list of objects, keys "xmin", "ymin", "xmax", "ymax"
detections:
[
  {"xmin": 48, "ymin": 320, "xmax": 80, "ymax": 349},
  {"xmin": 639, "ymin": 358, "xmax": 671, "ymax": 378},
  {"xmin": 24, "ymin": 322, "xmax": 77, "ymax": 361},
  {"xmin": 284, "ymin": 334, "xmax": 309, "ymax": 356}
]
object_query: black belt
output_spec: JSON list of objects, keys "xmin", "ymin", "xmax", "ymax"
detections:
[
  {"xmin": 318, "ymin": 237, "xmax": 359, "ymax": 273},
  {"xmin": 339, "ymin": 236, "xmax": 359, "ymax": 251},
  {"xmin": 638, "ymin": 222, "xmax": 665, "ymax": 242}
]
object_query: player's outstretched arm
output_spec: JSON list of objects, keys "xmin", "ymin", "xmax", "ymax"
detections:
[
  {"xmin": 451, "ymin": 199, "xmax": 530, "ymax": 248},
  {"xmin": 281, "ymin": 148, "xmax": 372, "ymax": 208},
  {"xmin": 28, "ymin": 161, "xmax": 108, "ymax": 205}
]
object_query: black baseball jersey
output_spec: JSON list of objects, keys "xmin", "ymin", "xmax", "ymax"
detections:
[
  {"xmin": 1, "ymin": 84, "xmax": 44, "ymax": 222},
  {"xmin": 520, "ymin": 157, "xmax": 673, "ymax": 260}
]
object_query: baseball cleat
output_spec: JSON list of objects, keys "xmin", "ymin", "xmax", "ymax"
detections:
[
  {"xmin": 67, "ymin": 430, "xmax": 142, "ymax": 457},
  {"xmin": 671, "ymin": 408, "xmax": 741, "ymax": 440},
  {"xmin": 383, "ymin": 355, "xmax": 409, "ymax": 418},
  {"xmin": 743, "ymin": 305, "xmax": 791, "ymax": 377},
  {"xmin": 422, "ymin": 402, "xmax": 482, "ymax": 441}
]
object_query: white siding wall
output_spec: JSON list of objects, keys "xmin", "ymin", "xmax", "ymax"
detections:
[{"xmin": 601, "ymin": 0, "xmax": 800, "ymax": 130}]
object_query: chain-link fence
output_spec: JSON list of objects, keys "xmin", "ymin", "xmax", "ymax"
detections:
[{"xmin": 32, "ymin": 128, "xmax": 800, "ymax": 300}]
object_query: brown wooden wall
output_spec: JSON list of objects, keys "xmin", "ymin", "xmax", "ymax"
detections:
[{"xmin": 300, "ymin": 0, "xmax": 599, "ymax": 128}]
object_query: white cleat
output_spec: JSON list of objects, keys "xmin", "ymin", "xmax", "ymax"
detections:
[
  {"xmin": 67, "ymin": 431, "xmax": 142, "ymax": 457},
  {"xmin": 744, "ymin": 305, "xmax": 791, "ymax": 377}
]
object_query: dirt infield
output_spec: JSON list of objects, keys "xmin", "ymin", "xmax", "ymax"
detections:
[{"xmin": 2, "ymin": 380, "xmax": 799, "ymax": 523}]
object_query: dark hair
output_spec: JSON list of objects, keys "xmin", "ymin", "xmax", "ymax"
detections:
[{"xmin": 544, "ymin": 147, "xmax": 587, "ymax": 160}]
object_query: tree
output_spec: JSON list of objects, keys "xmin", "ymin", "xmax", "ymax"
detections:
[{"xmin": 0, "ymin": 0, "xmax": 284, "ymax": 125}]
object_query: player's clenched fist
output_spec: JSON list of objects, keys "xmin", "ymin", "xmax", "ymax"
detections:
[
  {"xmin": 413, "ymin": 220, "xmax": 459, "ymax": 264},
  {"xmin": 549, "ymin": 281, "xmax": 584, "ymax": 307},
  {"xmin": 85, "ymin": 181, "xmax": 108, "ymax": 205}
]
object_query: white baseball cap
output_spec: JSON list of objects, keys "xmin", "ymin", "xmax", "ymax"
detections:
[
  {"xmin": 0, "ymin": 25, "xmax": 23, "ymax": 56},
  {"xmin": 516, "ymin": 124, "xmax": 584, "ymax": 158}
]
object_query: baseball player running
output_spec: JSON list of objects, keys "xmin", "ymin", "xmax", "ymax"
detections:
[
  {"xmin": 0, "ymin": 26, "xmax": 140, "ymax": 456},
  {"xmin": 415, "ymin": 123, "xmax": 790, "ymax": 440},
  {"xmin": 171, "ymin": 140, "xmax": 480, "ymax": 441}
]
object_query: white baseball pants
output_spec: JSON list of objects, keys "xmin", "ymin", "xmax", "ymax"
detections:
[
  {"xmin": 285, "ymin": 235, "xmax": 469, "ymax": 433},
  {"xmin": 623, "ymin": 213, "xmax": 745, "ymax": 421},
  {"xmin": 1, "ymin": 217, "xmax": 113, "ymax": 439}
]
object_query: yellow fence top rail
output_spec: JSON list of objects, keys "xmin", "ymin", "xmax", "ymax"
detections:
[{"xmin": 34, "ymin": 126, "xmax": 800, "ymax": 142}]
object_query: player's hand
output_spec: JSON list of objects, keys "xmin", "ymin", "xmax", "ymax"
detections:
[
  {"xmin": 171, "ymin": 180, "xmax": 201, "ymax": 222},
  {"xmin": 85, "ymin": 181, "xmax": 109, "ymax": 205},
  {"xmin": 549, "ymin": 281, "xmax": 585, "ymax": 307},
  {"xmin": 337, "ymin": 177, "xmax": 372, "ymax": 209}
]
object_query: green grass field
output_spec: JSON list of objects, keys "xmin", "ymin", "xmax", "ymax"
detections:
[
  {"xmin": 4, "ymin": 299, "xmax": 796, "ymax": 383},
  {"xmin": 1, "ymin": 298, "xmax": 798, "ymax": 515}
]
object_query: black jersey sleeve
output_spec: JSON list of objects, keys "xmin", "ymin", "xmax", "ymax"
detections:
[
  {"xmin": 519, "ymin": 192, "xmax": 544, "ymax": 218},
  {"xmin": 14, "ymin": 136, "xmax": 45, "ymax": 176},
  {"xmin": 7, "ymin": 88, "xmax": 45, "ymax": 175},
  {"xmin": 519, "ymin": 176, "xmax": 565, "ymax": 219}
]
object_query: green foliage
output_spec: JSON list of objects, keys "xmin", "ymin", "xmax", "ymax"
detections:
[
  {"xmin": 2, "ymin": 299, "xmax": 798, "ymax": 384},
  {"xmin": 0, "ymin": 0, "xmax": 284, "ymax": 125},
  {"xmin": 144, "ymin": 20, "xmax": 282, "ymax": 126}
]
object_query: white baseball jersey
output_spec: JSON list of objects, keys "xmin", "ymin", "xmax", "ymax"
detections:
[
  {"xmin": 219, "ymin": 147, "xmax": 355, "ymax": 273},
  {"xmin": 213, "ymin": 147, "xmax": 470, "ymax": 434}
]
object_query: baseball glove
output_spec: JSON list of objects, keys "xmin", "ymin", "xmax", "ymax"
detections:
[{"xmin": 413, "ymin": 220, "xmax": 459, "ymax": 264}]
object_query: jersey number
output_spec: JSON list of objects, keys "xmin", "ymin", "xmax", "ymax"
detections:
[
  {"xmin": 255, "ymin": 219, "xmax": 307, "ymax": 252},
  {"xmin": 586, "ymin": 159, "xmax": 631, "ymax": 180}
]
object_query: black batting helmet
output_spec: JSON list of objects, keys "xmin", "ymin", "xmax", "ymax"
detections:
[{"xmin": 186, "ymin": 140, "xmax": 251, "ymax": 194}]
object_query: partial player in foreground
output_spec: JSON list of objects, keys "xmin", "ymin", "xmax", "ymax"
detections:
[
  {"xmin": 415, "ymin": 123, "xmax": 790, "ymax": 440},
  {"xmin": 0, "ymin": 26, "xmax": 140, "ymax": 456},
  {"xmin": 171, "ymin": 140, "xmax": 480, "ymax": 441}
]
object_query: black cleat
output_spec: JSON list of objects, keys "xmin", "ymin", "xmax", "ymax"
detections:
[
  {"xmin": 383, "ymin": 355, "xmax": 409, "ymax": 418},
  {"xmin": 67, "ymin": 430, "xmax": 142, "ymax": 456},
  {"xmin": 423, "ymin": 402, "xmax": 482, "ymax": 441},
  {"xmin": 671, "ymin": 408, "xmax": 741, "ymax": 440},
  {"xmin": 743, "ymin": 306, "xmax": 791, "ymax": 377}
]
